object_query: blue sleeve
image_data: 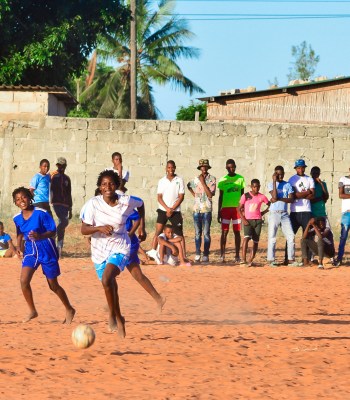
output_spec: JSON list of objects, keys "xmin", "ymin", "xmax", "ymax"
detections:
[
  {"xmin": 30, "ymin": 173, "xmax": 39, "ymax": 189},
  {"xmin": 41, "ymin": 211, "xmax": 57, "ymax": 233},
  {"xmin": 4, "ymin": 233, "xmax": 11, "ymax": 242}
]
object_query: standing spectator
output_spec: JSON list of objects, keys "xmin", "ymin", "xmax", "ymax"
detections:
[
  {"xmin": 217, "ymin": 159, "xmax": 245, "ymax": 263},
  {"xmin": 334, "ymin": 167, "xmax": 350, "ymax": 266},
  {"xmin": 187, "ymin": 159, "xmax": 216, "ymax": 263},
  {"xmin": 147, "ymin": 160, "xmax": 186, "ymax": 261},
  {"xmin": 108, "ymin": 152, "xmax": 130, "ymax": 192},
  {"xmin": 310, "ymin": 166, "xmax": 330, "ymax": 222},
  {"xmin": 29, "ymin": 159, "xmax": 52, "ymax": 215},
  {"xmin": 239, "ymin": 179, "xmax": 270, "ymax": 266},
  {"xmin": 288, "ymin": 159, "xmax": 315, "ymax": 235},
  {"xmin": 267, "ymin": 166, "xmax": 296, "ymax": 267},
  {"xmin": 51, "ymin": 157, "xmax": 72, "ymax": 256}
]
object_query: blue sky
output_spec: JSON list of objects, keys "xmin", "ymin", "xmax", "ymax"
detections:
[{"xmin": 152, "ymin": 0, "xmax": 350, "ymax": 119}]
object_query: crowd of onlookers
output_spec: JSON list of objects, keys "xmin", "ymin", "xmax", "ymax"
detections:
[{"xmin": 1, "ymin": 153, "xmax": 350, "ymax": 269}]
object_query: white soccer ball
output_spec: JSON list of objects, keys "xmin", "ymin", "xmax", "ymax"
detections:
[{"xmin": 72, "ymin": 324, "xmax": 95, "ymax": 349}]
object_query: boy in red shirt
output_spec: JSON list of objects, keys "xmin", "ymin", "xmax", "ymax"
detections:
[{"xmin": 239, "ymin": 179, "xmax": 270, "ymax": 266}]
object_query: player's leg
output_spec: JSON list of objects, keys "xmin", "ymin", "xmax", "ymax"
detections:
[
  {"xmin": 220, "ymin": 208, "xmax": 230, "ymax": 261},
  {"xmin": 127, "ymin": 262, "xmax": 166, "ymax": 312},
  {"xmin": 46, "ymin": 276, "xmax": 75, "ymax": 324},
  {"xmin": 20, "ymin": 266, "xmax": 38, "ymax": 322},
  {"xmin": 232, "ymin": 207, "xmax": 242, "ymax": 261}
]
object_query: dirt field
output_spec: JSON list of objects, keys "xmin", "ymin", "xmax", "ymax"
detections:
[{"xmin": 1, "ymin": 223, "xmax": 350, "ymax": 399}]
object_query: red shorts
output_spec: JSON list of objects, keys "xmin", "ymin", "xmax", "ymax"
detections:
[{"xmin": 220, "ymin": 207, "xmax": 241, "ymax": 231}]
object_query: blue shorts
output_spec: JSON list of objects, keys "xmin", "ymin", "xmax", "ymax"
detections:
[
  {"xmin": 94, "ymin": 253, "xmax": 130, "ymax": 281},
  {"xmin": 22, "ymin": 239, "xmax": 60, "ymax": 279},
  {"xmin": 128, "ymin": 242, "xmax": 140, "ymax": 266}
]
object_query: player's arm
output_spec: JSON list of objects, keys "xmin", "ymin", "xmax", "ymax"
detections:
[
  {"xmin": 187, "ymin": 182, "xmax": 195, "ymax": 198},
  {"xmin": 261, "ymin": 200, "xmax": 271, "ymax": 216},
  {"xmin": 172, "ymin": 193, "xmax": 184, "ymax": 211},
  {"xmin": 217, "ymin": 189, "xmax": 223, "ymax": 223},
  {"xmin": 198, "ymin": 175, "xmax": 215, "ymax": 199},
  {"xmin": 157, "ymin": 193, "xmax": 172, "ymax": 213},
  {"xmin": 28, "ymin": 230, "xmax": 56, "ymax": 240},
  {"xmin": 238, "ymin": 203, "xmax": 249, "ymax": 226},
  {"xmin": 136, "ymin": 203, "xmax": 146, "ymax": 241},
  {"xmin": 81, "ymin": 222, "xmax": 114, "ymax": 236},
  {"xmin": 15, "ymin": 233, "xmax": 24, "ymax": 256},
  {"xmin": 7, "ymin": 238, "xmax": 16, "ymax": 253},
  {"xmin": 339, "ymin": 185, "xmax": 350, "ymax": 199},
  {"xmin": 302, "ymin": 218, "xmax": 315, "ymax": 239},
  {"xmin": 158, "ymin": 236, "xmax": 177, "ymax": 252},
  {"xmin": 129, "ymin": 218, "xmax": 140, "ymax": 238}
]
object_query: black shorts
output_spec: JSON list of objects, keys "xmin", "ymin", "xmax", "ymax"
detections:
[
  {"xmin": 156, "ymin": 209, "xmax": 183, "ymax": 236},
  {"xmin": 243, "ymin": 219, "xmax": 263, "ymax": 243}
]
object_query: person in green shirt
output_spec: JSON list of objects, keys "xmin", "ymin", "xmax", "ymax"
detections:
[
  {"xmin": 217, "ymin": 159, "xmax": 245, "ymax": 263},
  {"xmin": 310, "ymin": 166, "xmax": 329, "ymax": 221}
]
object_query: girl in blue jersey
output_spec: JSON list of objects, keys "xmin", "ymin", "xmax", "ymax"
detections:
[
  {"xmin": 125, "ymin": 209, "xmax": 166, "ymax": 312},
  {"xmin": 12, "ymin": 187, "xmax": 75, "ymax": 324}
]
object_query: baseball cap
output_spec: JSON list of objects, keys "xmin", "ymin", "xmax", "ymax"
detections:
[{"xmin": 56, "ymin": 157, "xmax": 67, "ymax": 166}]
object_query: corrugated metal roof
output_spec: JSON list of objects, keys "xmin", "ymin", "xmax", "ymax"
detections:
[
  {"xmin": 0, "ymin": 85, "xmax": 77, "ymax": 104},
  {"xmin": 198, "ymin": 76, "xmax": 350, "ymax": 103}
]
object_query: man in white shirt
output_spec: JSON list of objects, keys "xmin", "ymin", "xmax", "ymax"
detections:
[
  {"xmin": 147, "ymin": 160, "xmax": 185, "ymax": 261},
  {"xmin": 288, "ymin": 159, "xmax": 315, "ymax": 236},
  {"xmin": 107, "ymin": 152, "xmax": 130, "ymax": 192},
  {"xmin": 334, "ymin": 168, "xmax": 350, "ymax": 266}
]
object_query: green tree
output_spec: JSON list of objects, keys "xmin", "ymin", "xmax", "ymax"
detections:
[
  {"xmin": 287, "ymin": 41, "xmax": 320, "ymax": 82},
  {"xmin": 176, "ymin": 101, "xmax": 206, "ymax": 121},
  {"xmin": 0, "ymin": 0, "xmax": 128, "ymax": 86},
  {"xmin": 80, "ymin": 0, "xmax": 204, "ymax": 119}
]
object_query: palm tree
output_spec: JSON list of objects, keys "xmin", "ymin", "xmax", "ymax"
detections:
[{"xmin": 80, "ymin": 0, "xmax": 204, "ymax": 119}]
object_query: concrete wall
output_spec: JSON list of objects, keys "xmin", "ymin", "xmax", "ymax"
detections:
[{"xmin": 0, "ymin": 117, "xmax": 349, "ymax": 228}]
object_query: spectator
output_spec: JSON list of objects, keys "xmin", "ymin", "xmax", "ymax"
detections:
[
  {"xmin": 0, "ymin": 221, "xmax": 16, "ymax": 258},
  {"xmin": 51, "ymin": 157, "xmax": 72, "ymax": 256},
  {"xmin": 29, "ymin": 159, "xmax": 52, "ymax": 216},
  {"xmin": 187, "ymin": 159, "xmax": 216, "ymax": 263}
]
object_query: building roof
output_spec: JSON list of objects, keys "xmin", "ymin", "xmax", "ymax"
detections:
[
  {"xmin": 0, "ymin": 85, "xmax": 77, "ymax": 105},
  {"xmin": 198, "ymin": 76, "xmax": 350, "ymax": 103}
]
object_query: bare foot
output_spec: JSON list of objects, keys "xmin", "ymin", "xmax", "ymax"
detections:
[
  {"xmin": 117, "ymin": 317, "xmax": 126, "ymax": 339},
  {"xmin": 108, "ymin": 316, "xmax": 118, "ymax": 332},
  {"xmin": 157, "ymin": 296, "xmax": 167, "ymax": 313},
  {"xmin": 23, "ymin": 310, "xmax": 38, "ymax": 323},
  {"xmin": 63, "ymin": 307, "xmax": 76, "ymax": 325}
]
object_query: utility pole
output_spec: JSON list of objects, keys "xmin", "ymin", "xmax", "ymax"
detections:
[{"xmin": 130, "ymin": 0, "xmax": 137, "ymax": 119}]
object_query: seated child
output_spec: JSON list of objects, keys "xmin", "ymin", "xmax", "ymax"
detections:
[
  {"xmin": 239, "ymin": 179, "xmax": 270, "ymax": 266},
  {"xmin": 0, "ymin": 221, "xmax": 16, "ymax": 258},
  {"xmin": 301, "ymin": 217, "xmax": 335, "ymax": 269},
  {"xmin": 157, "ymin": 225, "xmax": 191, "ymax": 266}
]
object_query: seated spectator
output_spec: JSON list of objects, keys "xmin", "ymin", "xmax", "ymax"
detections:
[
  {"xmin": 301, "ymin": 217, "xmax": 335, "ymax": 269},
  {"xmin": 157, "ymin": 225, "xmax": 191, "ymax": 266},
  {"xmin": 0, "ymin": 221, "xmax": 16, "ymax": 258}
]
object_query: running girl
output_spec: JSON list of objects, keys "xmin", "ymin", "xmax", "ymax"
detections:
[{"xmin": 12, "ymin": 187, "xmax": 75, "ymax": 323}]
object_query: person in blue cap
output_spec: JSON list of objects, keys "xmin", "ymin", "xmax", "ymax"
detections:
[{"xmin": 287, "ymin": 159, "xmax": 315, "ymax": 262}]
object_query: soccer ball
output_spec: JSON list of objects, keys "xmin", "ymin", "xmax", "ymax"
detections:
[{"xmin": 72, "ymin": 324, "xmax": 95, "ymax": 349}]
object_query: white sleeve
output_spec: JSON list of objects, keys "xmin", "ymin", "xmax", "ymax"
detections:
[
  {"xmin": 123, "ymin": 170, "xmax": 130, "ymax": 182},
  {"xmin": 178, "ymin": 177, "xmax": 185, "ymax": 194},
  {"xmin": 80, "ymin": 198, "xmax": 96, "ymax": 225}
]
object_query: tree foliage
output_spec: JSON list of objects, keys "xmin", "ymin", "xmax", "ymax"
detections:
[
  {"xmin": 79, "ymin": 0, "xmax": 204, "ymax": 119},
  {"xmin": 287, "ymin": 41, "xmax": 320, "ymax": 82},
  {"xmin": 176, "ymin": 101, "xmax": 206, "ymax": 121},
  {"xmin": 0, "ymin": 0, "xmax": 128, "ymax": 86}
]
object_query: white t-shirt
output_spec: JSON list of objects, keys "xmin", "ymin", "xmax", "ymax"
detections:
[
  {"xmin": 80, "ymin": 194, "xmax": 143, "ymax": 264},
  {"xmin": 339, "ymin": 176, "xmax": 350, "ymax": 213},
  {"xmin": 106, "ymin": 167, "xmax": 130, "ymax": 182},
  {"xmin": 157, "ymin": 175, "xmax": 185, "ymax": 212},
  {"xmin": 156, "ymin": 232, "xmax": 178, "ymax": 265},
  {"xmin": 288, "ymin": 174, "xmax": 315, "ymax": 212}
]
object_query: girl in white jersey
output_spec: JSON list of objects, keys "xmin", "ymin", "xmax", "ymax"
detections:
[{"xmin": 81, "ymin": 170, "xmax": 145, "ymax": 338}]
